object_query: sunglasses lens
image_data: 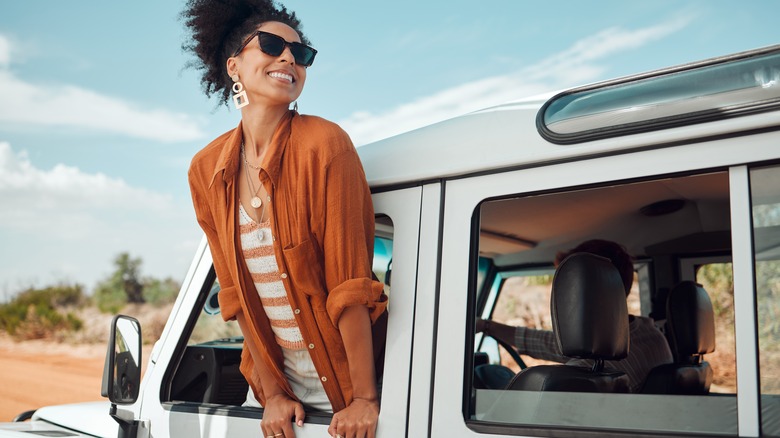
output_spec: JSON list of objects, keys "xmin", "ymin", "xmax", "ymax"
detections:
[
  {"xmin": 258, "ymin": 33, "xmax": 285, "ymax": 57},
  {"xmin": 290, "ymin": 44, "xmax": 316, "ymax": 67},
  {"xmin": 257, "ymin": 32, "xmax": 316, "ymax": 67}
]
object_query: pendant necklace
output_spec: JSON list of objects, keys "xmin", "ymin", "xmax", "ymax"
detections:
[{"xmin": 241, "ymin": 143, "xmax": 265, "ymax": 219}]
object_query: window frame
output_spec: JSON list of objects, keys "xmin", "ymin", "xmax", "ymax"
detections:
[
  {"xmin": 749, "ymin": 163, "xmax": 780, "ymax": 437},
  {"xmin": 465, "ymin": 172, "xmax": 741, "ymax": 436},
  {"xmin": 429, "ymin": 134, "xmax": 778, "ymax": 436}
]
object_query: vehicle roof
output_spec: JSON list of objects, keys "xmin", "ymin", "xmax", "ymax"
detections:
[
  {"xmin": 358, "ymin": 96, "xmax": 549, "ymax": 188},
  {"xmin": 357, "ymin": 45, "xmax": 780, "ymax": 189}
]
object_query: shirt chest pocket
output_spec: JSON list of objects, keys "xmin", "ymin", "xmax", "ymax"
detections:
[{"xmin": 282, "ymin": 238, "xmax": 327, "ymax": 299}]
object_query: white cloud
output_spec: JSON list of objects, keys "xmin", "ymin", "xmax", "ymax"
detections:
[
  {"xmin": 0, "ymin": 35, "xmax": 205, "ymax": 143},
  {"xmin": 0, "ymin": 141, "xmax": 170, "ymax": 219},
  {"xmin": 0, "ymin": 142, "xmax": 199, "ymax": 291},
  {"xmin": 341, "ymin": 15, "xmax": 694, "ymax": 146},
  {"xmin": 524, "ymin": 15, "xmax": 692, "ymax": 83}
]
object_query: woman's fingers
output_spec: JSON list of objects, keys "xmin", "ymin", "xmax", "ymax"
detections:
[
  {"xmin": 280, "ymin": 420, "xmax": 295, "ymax": 438},
  {"xmin": 327, "ymin": 415, "xmax": 338, "ymax": 437},
  {"xmin": 260, "ymin": 395, "xmax": 307, "ymax": 437},
  {"xmin": 328, "ymin": 403, "xmax": 378, "ymax": 438},
  {"xmin": 261, "ymin": 423, "xmax": 295, "ymax": 438},
  {"xmin": 294, "ymin": 402, "xmax": 305, "ymax": 428},
  {"xmin": 262, "ymin": 420, "xmax": 293, "ymax": 438}
]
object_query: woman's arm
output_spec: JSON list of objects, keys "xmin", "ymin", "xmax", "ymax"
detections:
[
  {"xmin": 316, "ymin": 131, "xmax": 385, "ymax": 437},
  {"xmin": 328, "ymin": 304, "xmax": 379, "ymax": 438}
]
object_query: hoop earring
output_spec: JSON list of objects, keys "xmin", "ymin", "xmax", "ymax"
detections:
[
  {"xmin": 231, "ymin": 74, "xmax": 249, "ymax": 109},
  {"xmin": 292, "ymin": 101, "xmax": 299, "ymax": 112}
]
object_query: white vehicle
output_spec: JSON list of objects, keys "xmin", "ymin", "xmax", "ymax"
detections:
[{"xmin": 3, "ymin": 44, "xmax": 780, "ymax": 437}]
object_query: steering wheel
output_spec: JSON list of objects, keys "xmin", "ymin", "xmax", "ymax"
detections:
[{"xmin": 483, "ymin": 330, "xmax": 528, "ymax": 370}]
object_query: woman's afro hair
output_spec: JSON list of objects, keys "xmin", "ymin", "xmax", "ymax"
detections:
[{"xmin": 181, "ymin": 0, "xmax": 309, "ymax": 107}]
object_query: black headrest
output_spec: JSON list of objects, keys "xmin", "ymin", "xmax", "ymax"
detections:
[
  {"xmin": 551, "ymin": 253, "xmax": 629, "ymax": 360},
  {"xmin": 667, "ymin": 281, "xmax": 716, "ymax": 357}
]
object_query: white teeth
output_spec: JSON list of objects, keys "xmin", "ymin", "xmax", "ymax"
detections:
[{"xmin": 269, "ymin": 72, "xmax": 293, "ymax": 82}]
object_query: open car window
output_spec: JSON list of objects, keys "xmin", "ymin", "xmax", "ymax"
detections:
[{"xmin": 468, "ymin": 170, "xmax": 739, "ymax": 435}]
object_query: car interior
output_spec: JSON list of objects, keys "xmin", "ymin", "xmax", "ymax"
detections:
[{"xmin": 469, "ymin": 169, "xmax": 743, "ymax": 433}]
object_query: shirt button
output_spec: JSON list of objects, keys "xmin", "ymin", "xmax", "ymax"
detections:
[
  {"xmin": 280, "ymin": 273, "xmax": 288, "ymax": 279},
  {"xmin": 321, "ymin": 376, "xmax": 327, "ymax": 382},
  {"xmin": 294, "ymin": 309, "xmax": 301, "ymax": 314},
  {"xmin": 308, "ymin": 343, "xmax": 315, "ymax": 349}
]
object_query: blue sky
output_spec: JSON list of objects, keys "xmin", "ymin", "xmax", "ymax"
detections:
[{"xmin": 0, "ymin": 1, "xmax": 778, "ymax": 299}]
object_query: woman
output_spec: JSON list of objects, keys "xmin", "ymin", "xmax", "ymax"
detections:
[{"xmin": 182, "ymin": 1, "xmax": 388, "ymax": 437}]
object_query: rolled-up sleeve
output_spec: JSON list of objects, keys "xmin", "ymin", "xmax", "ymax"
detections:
[
  {"xmin": 321, "ymin": 147, "xmax": 388, "ymax": 327},
  {"xmin": 326, "ymin": 278, "xmax": 387, "ymax": 327},
  {"xmin": 216, "ymin": 285, "xmax": 241, "ymax": 322}
]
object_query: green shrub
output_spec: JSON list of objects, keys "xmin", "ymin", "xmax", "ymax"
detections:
[
  {"xmin": 0, "ymin": 284, "xmax": 85, "ymax": 339},
  {"xmin": 94, "ymin": 253, "xmax": 181, "ymax": 313},
  {"xmin": 94, "ymin": 279, "xmax": 127, "ymax": 314},
  {"xmin": 143, "ymin": 277, "xmax": 180, "ymax": 305},
  {"xmin": 697, "ymin": 263, "xmax": 735, "ymax": 323},
  {"xmin": 66, "ymin": 312, "xmax": 84, "ymax": 331}
]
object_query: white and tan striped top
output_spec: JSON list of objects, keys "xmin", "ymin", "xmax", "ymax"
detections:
[{"xmin": 238, "ymin": 204, "xmax": 306, "ymax": 351}]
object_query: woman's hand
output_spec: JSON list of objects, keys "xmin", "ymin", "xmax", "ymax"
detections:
[
  {"xmin": 260, "ymin": 393, "xmax": 306, "ymax": 438},
  {"xmin": 328, "ymin": 397, "xmax": 379, "ymax": 438}
]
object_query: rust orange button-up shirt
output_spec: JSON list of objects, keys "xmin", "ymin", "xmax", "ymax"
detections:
[{"xmin": 188, "ymin": 111, "xmax": 387, "ymax": 411}]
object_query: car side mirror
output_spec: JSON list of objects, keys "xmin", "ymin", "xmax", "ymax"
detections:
[{"xmin": 101, "ymin": 315, "xmax": 142, "ymax": 405}]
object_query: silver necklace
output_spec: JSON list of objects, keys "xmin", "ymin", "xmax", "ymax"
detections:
[{"xmin": 241, "ymin": 143, "xmax": 265, "ymax": 216}]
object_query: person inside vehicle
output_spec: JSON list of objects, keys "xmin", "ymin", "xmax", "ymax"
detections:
[
  {"xmin": 183, "ymin": 1, "xmax": 387, "ymax": 437},
  {"xmin": 477, "ymin": 239, "xmax": 673, "ymax": 393}
]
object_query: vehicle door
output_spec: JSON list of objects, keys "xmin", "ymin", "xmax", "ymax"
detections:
[
  {"xmin": 430, "ymin": 132, "xmax": 777, "ymax": 437},
  {"xmin": 135, "ymin": 186, "xmax": 424, "ymax": 437}
]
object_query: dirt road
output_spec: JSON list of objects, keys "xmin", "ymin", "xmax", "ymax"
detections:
[{"xmin": 0, "ymin": 339, "xmax": 106, "ymax": 422}]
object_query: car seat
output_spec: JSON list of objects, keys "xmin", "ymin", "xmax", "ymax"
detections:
[
  {"xmin": 506, "ymin": 252, "xmax": 631, "ymax": 393},
  {"xmin": 641, "ymin": 281, "xmax": 715, "ymax": 394}
]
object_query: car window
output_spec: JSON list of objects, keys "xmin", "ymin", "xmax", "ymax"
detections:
[
  {"xmin": 750, "ymin": 164, "xmax": 780, "ymax": 437},
  {"xmin": 694, "ymin": 262, "xmax": 737, "ymax": 394},
  {"xmin": 468, "ymin": 170, "xmax": 738, "ymax": 435},
  {"xmin": 188, "ymin": 277, "xmax": 242, "ymax": 345}
]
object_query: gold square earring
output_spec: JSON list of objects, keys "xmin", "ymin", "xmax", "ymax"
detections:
[{"xmin": 231, "ymin": 74, "xmax": 249, "ymax": 109}]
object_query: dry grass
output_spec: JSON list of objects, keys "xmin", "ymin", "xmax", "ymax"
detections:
[{"xmin": 23, "ymin": 302, "xmax": 177, "ymax": 346}]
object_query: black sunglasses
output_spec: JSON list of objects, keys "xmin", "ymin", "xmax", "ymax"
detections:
[{"xmin": 233, "ymin": 30, "xmax": 317, "ymax": 67}]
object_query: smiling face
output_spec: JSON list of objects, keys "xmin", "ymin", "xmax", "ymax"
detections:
[{"xmin": 227, "ymin": 21, "xmax": 307, "ymax": 110}]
